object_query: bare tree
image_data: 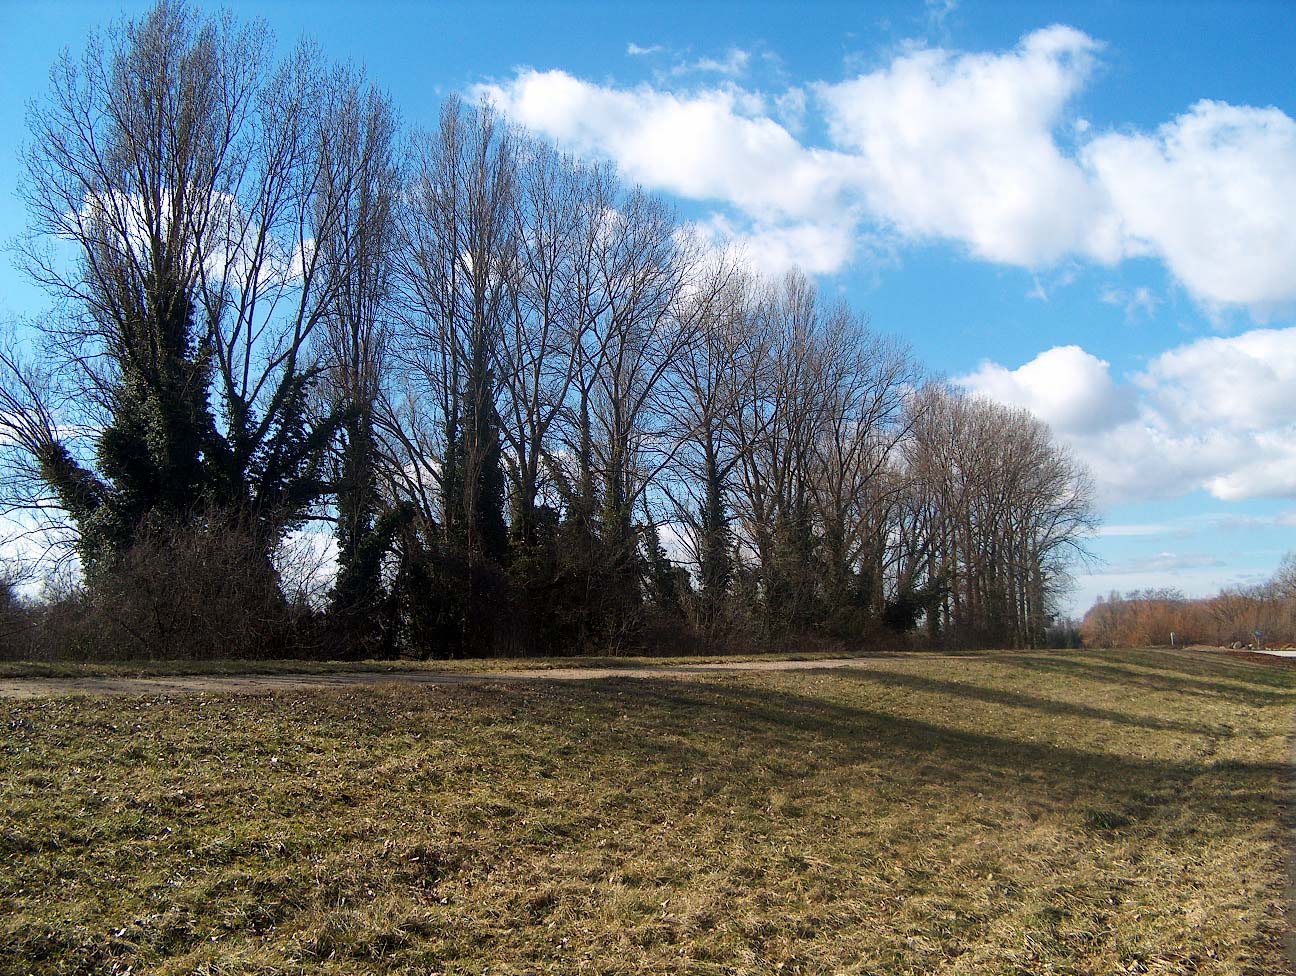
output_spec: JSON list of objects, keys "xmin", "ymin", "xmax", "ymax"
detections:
[
  {"xmin": 496, "ymin": 142, "xmax": 595, "ymax": 546},
  {"xmin": 905, "ymin": 387, "xmax": 1095, "ymax": 647},
  {"xmin": 7, "ymin": 1, "xmax": 377, "ymax": 571},
  {"xmin": 312, "ymin": 66, "xmax": 402, "ymax": 650},
  {"xmin": 724, "ymin": 271, "xmax": 823, "ymax": 633},
  {"xmin": 806, "ymin": 308, "xmax": 920, "ymax": 629},
  {"xmin": 396, "ymin": 96, "xmax": 515, "ymax": 561},
  {"xmin": 660, "ymin": 264, "xmax": 755, "ymax": 629}
]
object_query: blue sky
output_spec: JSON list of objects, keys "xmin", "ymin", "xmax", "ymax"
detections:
[{"xmin": 2, "ymin": 0, "xmax": 1295, "ymax": 614}]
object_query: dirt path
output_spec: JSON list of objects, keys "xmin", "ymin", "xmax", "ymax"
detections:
[{"xmin": 0, "ymin": 656, "xmax": 906, "ymax": 700}]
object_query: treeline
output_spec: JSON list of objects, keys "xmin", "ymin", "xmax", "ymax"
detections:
[
  {"xmin": 0, "ymin": 2, "xmax": 1095, "ymax": 660},
  {"xmin": 1082, "ymin": 557, "xmax": 1296, "ymax": 648}
]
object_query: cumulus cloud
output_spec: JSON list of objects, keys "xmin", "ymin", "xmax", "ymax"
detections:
[
  {"xmin": 959, "ymin": 328, "xmax": 1296, "ymax": 504},
  {"xmin": 1138, "ymin": 329, "xmax": 1296, "ymax": 434},
  {"xmin": 476, "ymin": 29, "xmax": 1296, "ymax": 314},
  {"xmin": 959, "ymin": 345, "xmax": 1135, "ymax": 435},
  {"xmin": 693, "ymin": 213, "xmax": 857, "ymax": 276},
  {"xmin": 1205, "ymin": 437, "xmax": 1296, "ymax": 501},
  {"xmin": 474, "ymin": 70, "xmax": 861, "ymax": 271},
  {"xmin": 1084, "ymin": 102, "xmax": 1296, "ymax": 311},
  {"xmin": 818, "ymin": 26, "xmax": 1112, "ymax": 266},
  {"xmin": 475, "ymin": 70, "xmax": 851, "ymax": 222}
]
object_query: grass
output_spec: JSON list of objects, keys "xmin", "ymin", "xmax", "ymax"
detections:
[
  {"xmin": 0, "ymin": 647, "xmax": 910, "ymax": 680},
  {"xmin": 2, "ymin": 646, "xmax": 1293, "ymax": 974}
]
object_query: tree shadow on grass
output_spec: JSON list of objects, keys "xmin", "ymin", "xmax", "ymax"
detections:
[
  {"xmin": 822, "ymin": 667, "xmax": 1223, "ymax": 736},
  {"xmin": 989, "ymin": 653, "xmax": 1296, "ymax": 707},
  {"xmin": 509, "ymin": 675, "xmax": 1289, "ymax": 833},
  {"xmin": 1110, "ymin": 647, "xmax": 1296, "ymax": 690},
  {"xmin": 8, "ymin": 675, "xmax": 1290, "ymax": 976}
]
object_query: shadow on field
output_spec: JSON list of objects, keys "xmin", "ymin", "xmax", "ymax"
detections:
[
  {"xmin": 989, "ymin": 653, "xmax": 1296, "ymax": 707},
  {"xmin": 1109, "ymin": 647, "xmax": 1296, "ymax": 689},
  {"xmin": 6, "ymin": 650, "xmax": 1291, "ymax": 976},
  {"xmin": 824, "ymin": 667, "xmax": 1222, "ymax": 735},
  {"xmin": 528, "ymin": 672, "xmax": 1286, "ymax": 831}
]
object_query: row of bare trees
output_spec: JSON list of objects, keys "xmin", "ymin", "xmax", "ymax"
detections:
[
  {"xmin": 903, "ymin": 389, "xmax": 1096, "ymax": 648},
  {"xmin": 0, "ymin": 2, "xmax": 1095, "ymax": 660},
  {"xmin": 1082, "ymin": 557, "xmax": 1296, "ymax": 648}
]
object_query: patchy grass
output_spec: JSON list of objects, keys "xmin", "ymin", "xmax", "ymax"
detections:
[
  {"xmin": 2, "ymin": 647, "xmax": 1293, "ymax": 974},
  {"xmin": 0, "ymin": 648, "xmax": 915, "ymax": 680}
]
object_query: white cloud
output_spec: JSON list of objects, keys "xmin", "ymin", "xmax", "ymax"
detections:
[
  {"xmin": 1213, "ymin": 510, "xmax": 1296, "ymax": 531},
  {"xmin": 476, "ymin": 70, "xmax": 848, "ymax": 222},
  {"xmin": 958, "ymin": 345, "xmax": 1135, "ymax": 435},
  {"xmin": 1102, "ymin": 551, "xmax": 1225, "ymax": 575},
  {"xmin": 1084, "ymin": 102, "xmax": 1296, "ymax": 312},
  {"xmin": 926, "ymin": 0, "xmax": 959, "ymax": 29},
  {"xmin": 624, "ymin": 42, "xmax": 751, "ymax": 77},
  {"xmin": 478, "ymin": 29, "xmax": 1296, "ymax": 311},
  {"xmin": 679, "ymin": 48, "xmax": 751, "ymax": 77},
  {"xmin": 77, "ymin": 187, "xmax": 302, "ymax": 292},
  {"xmin": 1138, "ymin": 328, "xmax": 1296, "ymax": 434},
  {"xmin": 772, "ymin": 87, "xmax": 808, "ymax": 132},
  {"xmin": 1098, "ymin": 510, "xmax": 1296, "ymax": 539},
  {"xmin": 474, "ymin": 70, "xmax": 858, "ymax": 274},
  {"xmin": 1202, "ymin": 434, "xmax": 1296, "ymax": 502},
  {"xmin": 1100, "ymin": 285, "xmax": 1159, "ymax": 321},
  {"xmin": 694, "ymin": 213, "xmax": 857, "ymax": 276},
  {"xmin": 960, "ymin": 328, "xmax": 1296, "ymax": 504},
  {"xmin": 817, "ymin": 26, "xmax": 1113, "ymax": 266},
  {"xmin": 1096, "ymin": 523, "xmax": 1184, "ymax": 538},
  {"xmin": 1025, "ymin": 266, "xmax": 1079, "ymax": 302}
]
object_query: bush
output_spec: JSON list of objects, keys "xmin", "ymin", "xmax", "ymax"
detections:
[
  {"xmin": 15, "ymin": 519, "xmax": 323, "ymax": 661},
  {"xmin": 0, "ymin": 572, "xmax": 27, "ymax": 660}
]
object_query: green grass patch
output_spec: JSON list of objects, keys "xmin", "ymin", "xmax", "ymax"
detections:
[{"xmin": 2, "ymin": 647, "xmax": 1293, "ymax": 974}]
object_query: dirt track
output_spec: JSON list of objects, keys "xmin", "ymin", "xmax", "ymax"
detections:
[{"xmin": 0, "ymin": 657, "xmax": 904, "ymax": 700}]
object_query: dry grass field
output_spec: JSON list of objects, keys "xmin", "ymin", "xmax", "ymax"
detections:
[
  {"xmin": 0, "ymin": 649, "xmax": 902, "ymax": 681},
  {"xmin": 2, "ymin": 647, "xmax": 1293, "ymax": 974}
]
